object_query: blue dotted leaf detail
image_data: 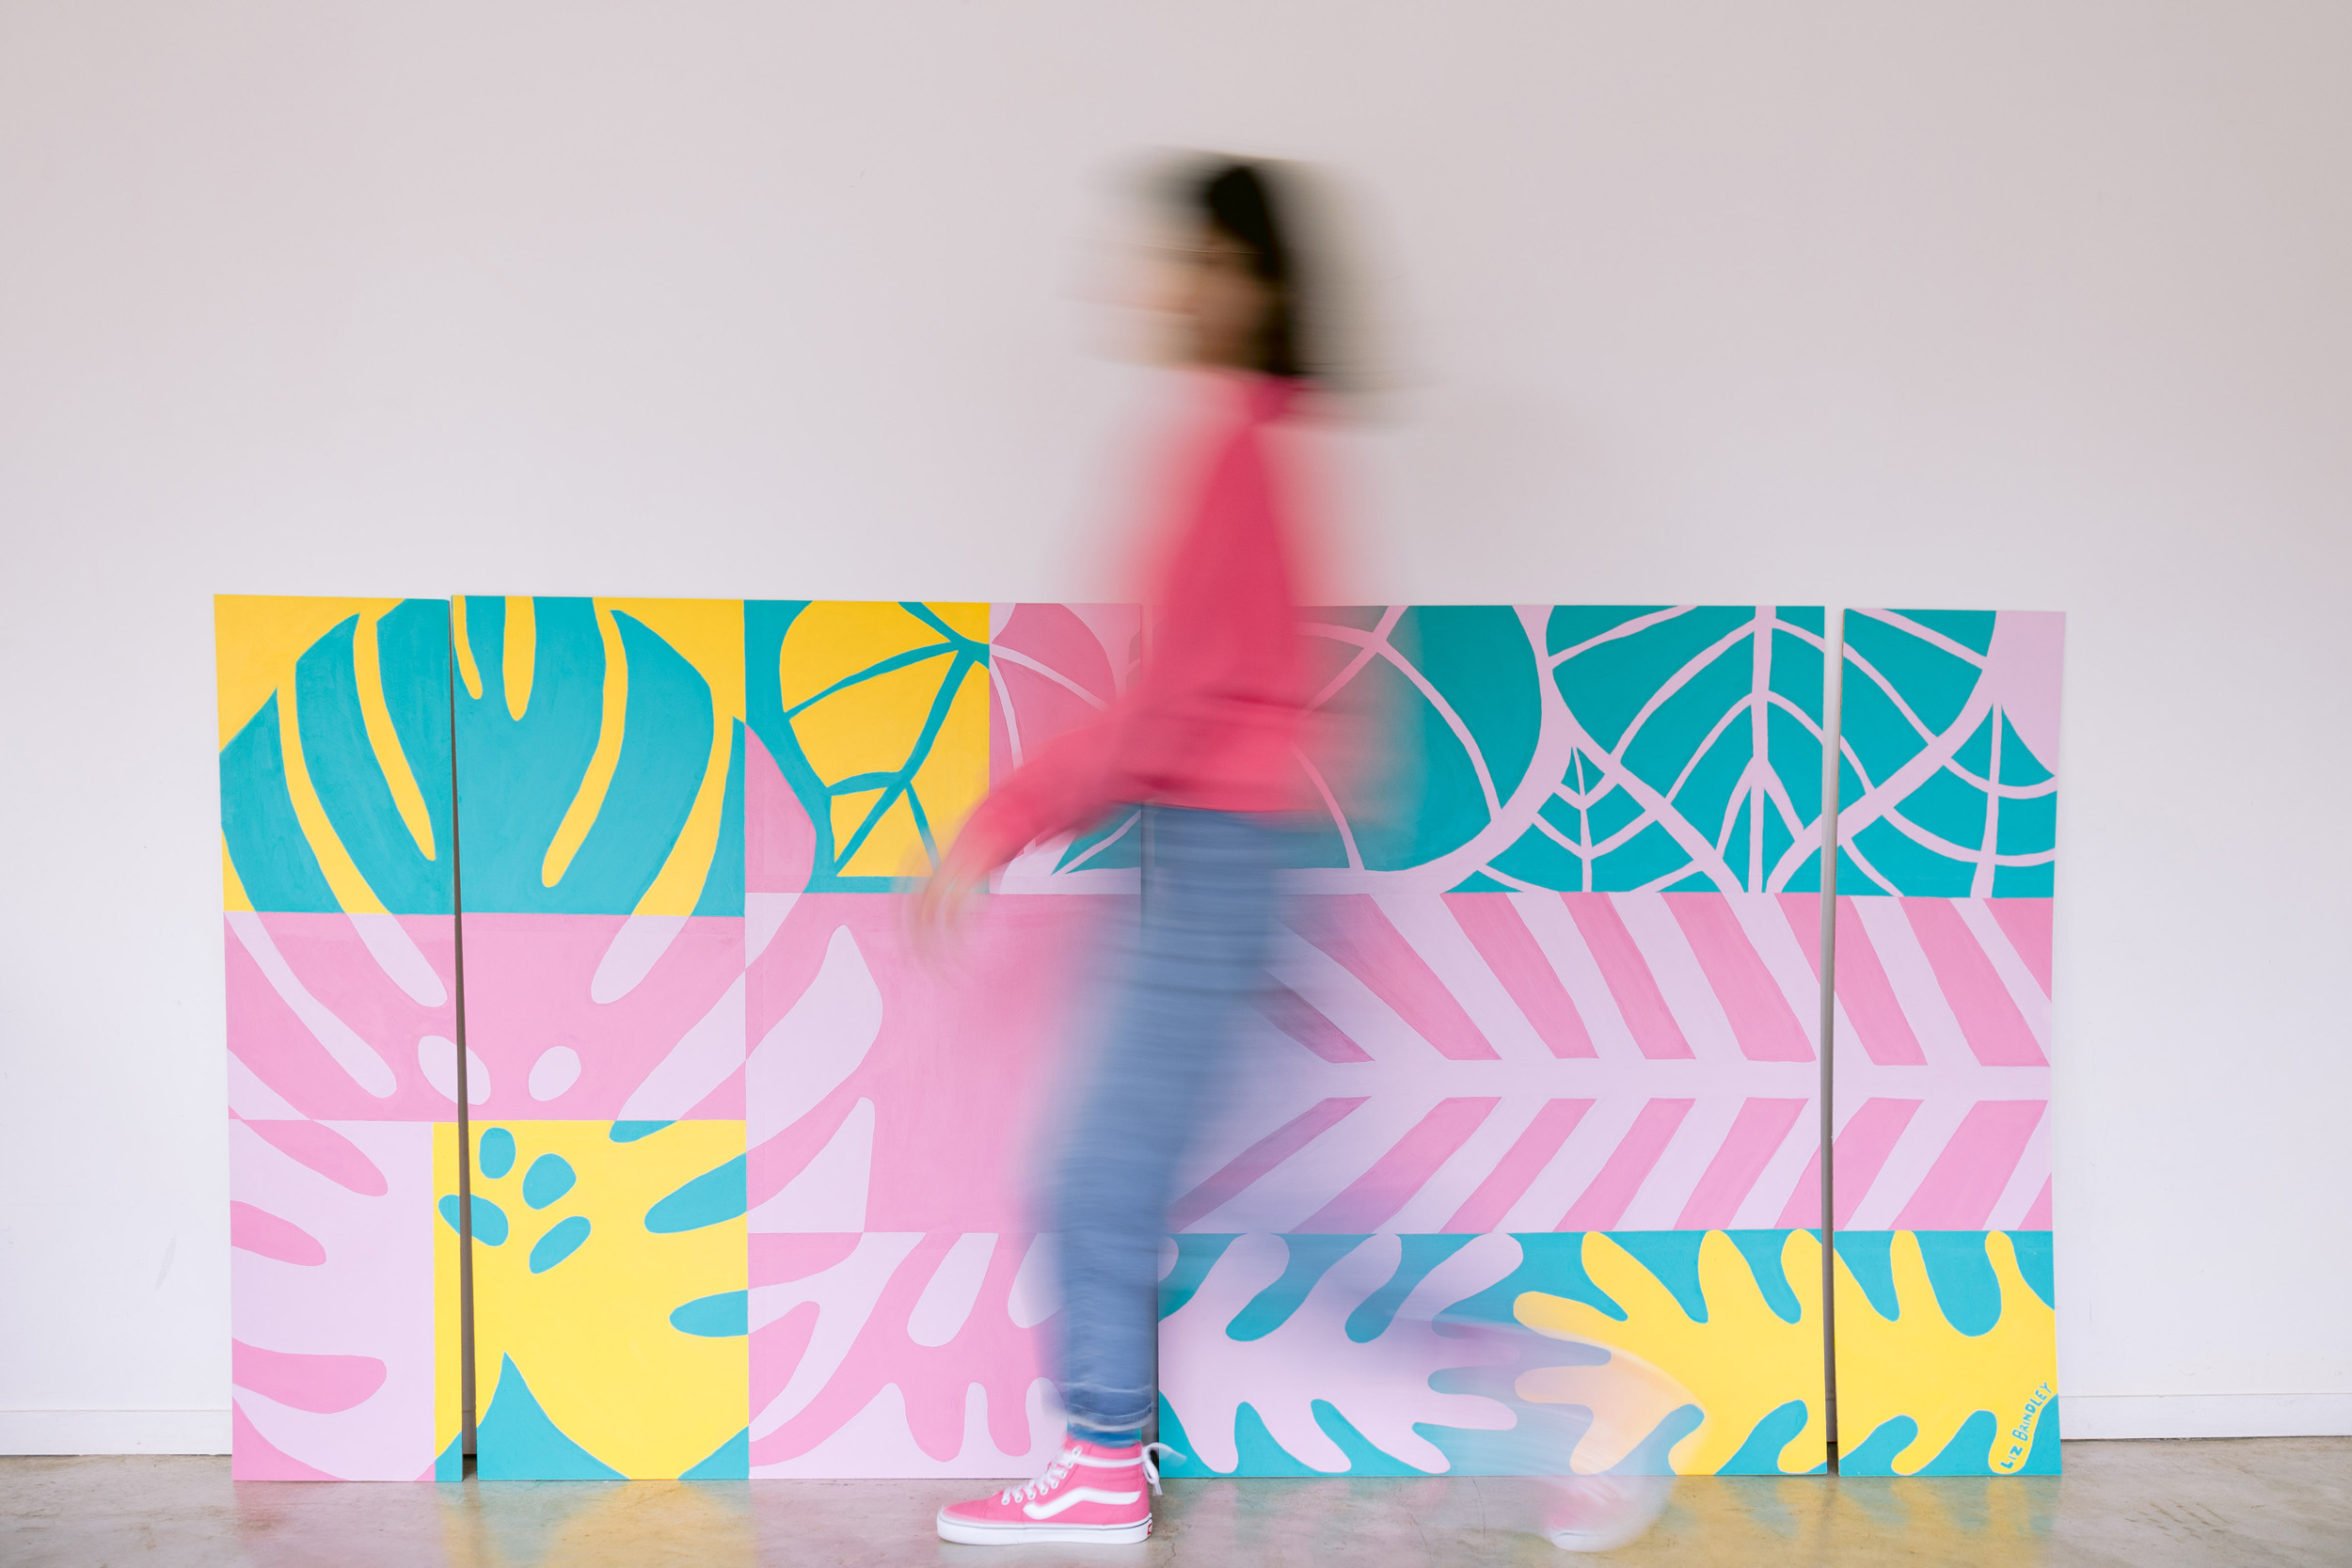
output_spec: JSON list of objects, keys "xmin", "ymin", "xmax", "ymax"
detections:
[
  {"xmin": 669, "ymin": 1291, "xmax": 749, "ymax": 1338},
  {"xmin": 529, "ymin": 1215, "xmax": 591, "ymax": 1274},
  {"xmin": 522, "ymin": 1154, "xmax": 576, "ymax": 1211},
  {"xmin": 478, "ymin": 1128, "xmax": 516, "ymax": 1179}
]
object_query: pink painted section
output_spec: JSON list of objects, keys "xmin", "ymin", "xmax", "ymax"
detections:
[
  {"xmin": 752, "ymin": 1231, "xmax": 1053, "ymax": 1474},
  {"xmin": 753, "ymin": 1233, "xmax": 863, "ymax": 1283},
  {"xmin": 1904, "ymin": 899, "xmax": 2046, "ymax": 1067},
  {"xmin": 1293, "ymin": 897, "xmax": 1499, "ymax": 1060},
  {"xmin": 1988, "ymin": 898, "xmax": 2055, "ymax": 996},
  {"xmin": 1832, "ymin": 900, "xmax": 1927, "ymax": 1066},
  {"xmin": 1829, "ymin": 1099, "xmax": 1924, "ymax": 1229},
  {"xmin": 1665, "ymin": 895, "xmax": 1813, "ymax": 1062},
  {"xmin": 745, "ymin": 729, "xmax": 815, "ymax": 895},
  {"xmin": 1557, "ymin": 1099, "xmax": 1694, "ymax": 1231},
  {"xmin": 459, "ymin": 912, "xmax": 745, "ymax": 1118},
  {"xmin": 752, "ymin": 1300, "xmax": 820, "ymax": 1433},
  {"xmin": 230, "ymin": 1119, "xmax": 435, "ymax": 1480},
  {"xmin": 1563, "ymin": 895, "xmax": 1692, "ymax": 1059},
  {"xmin": 747, "ymin": 894, "xmax": 1120, "ymax": 1234},
  {"xmin": 1299, "ymin": 1098, "xmax": 1500, "ymax": 1232},
  {"xmin": 1253, "ymin": 981, "xmax": 1372, "ymax": 1063},
  {"xmin": 1675, "ymin": 1098, "xmax": 1810, "ymax": 1229},
  {"xmin": 232, "ymin": 1340, "xmax": 388, "ymax": 1415},
  {"xmin": 1443, "ymin": 895, "xmax": 1594, "ymax": 1057},
  {"xmin": 1894, "ymin": 1100, "xmax": 2047, "ymax": 1230},
  {"xmin": 1169, "ymin": 1099, "xmax": 1368, "ymax": 1232},
  {"xmin": 992, "ymin": 604, "xmax": 1128, "ymax": 784},
  {"xmin": 1775, "ymin": 894, "xmax": 1823, "ymax": 975},
  {"xmin": 1775, "ymin": 1145, "xmax": 1823, "ymax": 1229},
  {"xmin": 2023, "ymin": 1177, "xmax": 2055, "ymax": 1228},
  {"xmin": 224, "ymin": 913, "xmax": 458, "ymax": 1120},
  {"xmin": 240, "ymin": 1118, "xmax": 388, "ymax": 1197},
  {"xmin": 230, "ymin": 1200, "xmax": 326, "ymax": 1266},
  {"xmin": 1443, "ymin": 1100, "xmax": 1592, "ymax": 1233},
  {"xmin": 230, "ymin": 1402, "xmax": 342, "ymax": 1481}
]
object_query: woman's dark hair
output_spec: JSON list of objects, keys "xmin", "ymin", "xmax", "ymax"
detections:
[{"xmin": 1185, "ymin": 159, "xmax": 1311, "ymax": 381}]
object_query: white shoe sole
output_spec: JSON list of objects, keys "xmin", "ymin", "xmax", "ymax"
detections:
[{"xmin": 935, "ymin": 1509, "xmax": 1152, "ymax": 1545}]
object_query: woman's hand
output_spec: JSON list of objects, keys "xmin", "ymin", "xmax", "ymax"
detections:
[{"xmin": 906, "ymin": 837, "xmax": 991, "ymax": 963}]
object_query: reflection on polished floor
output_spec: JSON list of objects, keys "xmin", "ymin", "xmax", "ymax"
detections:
[{"xmin": 5, "ymin": 1438, "xmax": 2346, "ymax": 1566}]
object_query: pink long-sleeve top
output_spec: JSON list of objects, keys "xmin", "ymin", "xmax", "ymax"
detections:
[{"xmin": 957, "ymin": 372, "xmax": 1313, "ymax": 871}]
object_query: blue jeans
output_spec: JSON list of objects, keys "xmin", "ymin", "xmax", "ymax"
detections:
[{"xmin": 1052, "ymin": 806, "xmax": 1283, "ymax": 1439}]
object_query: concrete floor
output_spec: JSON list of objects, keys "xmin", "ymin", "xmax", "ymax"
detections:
[{"xmin": 4, "ymin": 1440, "xmax": 2345, "ymax": 1567}]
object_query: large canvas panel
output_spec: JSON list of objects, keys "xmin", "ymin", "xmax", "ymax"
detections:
[
  {"xmin": 450, "ymin": 596, "xmax": 750, "ymax": 1478},
  {"xmin": 215, "ymin": 595, "xmax": 459, "ymax": 1479},
  {"xmin": 1829, "ymin": 609, "xmax": 2064, "ymax": 1476}
]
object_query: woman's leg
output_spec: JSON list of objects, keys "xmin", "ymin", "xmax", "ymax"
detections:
[{"xmin": 1052, "ymin": 807, "xmax": 1280, "ymax": 1441}]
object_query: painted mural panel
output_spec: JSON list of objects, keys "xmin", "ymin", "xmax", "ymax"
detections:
[
  {"xmin": 215, "ymin": 595, "xmax": 457, "ymax": 1479},
  {"xmin": 1830, "ymin": 610, "xmax": 2064, "ymax": 1475}
]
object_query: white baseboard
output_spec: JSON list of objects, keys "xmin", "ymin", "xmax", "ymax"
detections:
[
  {"xmin": 0, "ymin": 1410, "xmax": 231, "ymax": 1455},
  {"xmin": 2061, "ymin": 1394, "xmax": 2352, "ymax": 1440}
]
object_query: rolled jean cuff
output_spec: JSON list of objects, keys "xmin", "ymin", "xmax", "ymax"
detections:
[{"xmin": 1061, "ymin": 1381, "xmax": 1156, "ymax": 1437}]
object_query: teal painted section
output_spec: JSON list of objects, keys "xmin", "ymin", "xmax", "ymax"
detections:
[
  {"xmin": 220, "ymin": 695, "xmax": 340, "ymax": 911},
  {"xmin": 294, "ymin": 610, "xmax": 454, "ymax": 914},
  {"xmin": 1914, "ymin": 1232, "xmax": 2003, "ymax": 1337},
  {"xmin": 1157, "ymin": 1235, "xmax": 1239, "ymax": 1320},
  {"xmin": 476, "ymin": 1354, "xmax": 624, "ymax": 1481},
  {"xmin": 670, "ymin": 1290, "xmax": 749, "ymax": 1337},
  {"xmin": 1834, "ymin": 1231, "xmax": 1899, "ymax": 1321},
  {"xmin": 645, "ymin": 1154, "xmax": 747, "ymax": 1233},
  {"xmin": 1839, "ymin": 1415, "xmax": 1917, "ymax": 1475},
  {"xmin": 2008, "ymin": 1231, "xmax": 2057, "ymax": 1309},
  {"xmin": 610, "ymin": 1120, "xmax": 673, "ymax": 1143},
  {"xmin": 1345, "ymin": 1234, "xmax": 1477, "ymax": 1342},
  {"xmin": 1607, "ymin": 1233, "xmax": 1708, "ymax": 1322},
  {"xmin": 478, "ymin": 1128, "xmax": 516, "ymax": 1179},
  {"xmin": 1717, "ymin": 1401, "xmax": 1820, "ymax": 1474},
  {"xmin": 1725, "ymin": 1229, "xmax": 1806, "ymax": 1324},
  {"xmin": 528, "ymin": 1215, "xmax": 591, "ymax": 1274},
  {"xmin": 680, "ymin": 1427, "xmax": 750, "ymax": 1481},
  {"xmin": 691, "ymin": 721, "xmax": 747, "ymax": 916},
  {"xmin": 1226, "ymin": 1236, "xmax": 1372, "ymax": 1340},
  {"xmin": 521, "ymin": 1153, "xmax": 576, "ymax": 1210},
  {"xmin": 434, "ymin": 1433, "xmax": 463, "ymax": 1481},
  {"xmin": 1444, "ymin": 1234, "xmax": 1628, "ymax": 1326},
  {"xmin": 451, "ymin": 598, "xmax": 720, "ymax": 914},
  {"xmin": 438, "ymin": 1194, "xmax": 507, "ymax": 1246}
]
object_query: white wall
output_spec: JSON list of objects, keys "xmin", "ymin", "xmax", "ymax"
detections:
[{"xmin": 4, "ymin": 2, "xmax": 2346, "ymax": 1451}]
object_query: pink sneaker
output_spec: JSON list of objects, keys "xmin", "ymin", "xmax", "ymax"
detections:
[{"xmin": 934, "ymin": 1438, "xmax": 1175, "ymax": 1545}]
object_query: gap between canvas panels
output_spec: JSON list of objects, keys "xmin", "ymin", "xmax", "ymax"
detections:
[{"xmin": 1816, "ymin": 607, "xmax": 1846, "ymax": 1465}]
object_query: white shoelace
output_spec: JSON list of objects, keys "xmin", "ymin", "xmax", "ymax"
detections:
[{"xmin": 993, "ymin": 1440, "xmax": 1186, "ymax": 1504}]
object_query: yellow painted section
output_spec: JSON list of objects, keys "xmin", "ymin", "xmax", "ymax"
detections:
[
  {"xmin": 468, "ymin": 1121, "xmax": 747, "ymax": 1479},
  {"xmin": 502, "ymin": 595, "xmax": 536, "ymax": 721},
  {"xmin": 453, "ymin": 596, "xmax": 485, "ymax": 700},
  {"xmin": 607, "ymin": 599, "xmax": 745, "ymax": 917},
  {"xmin": 779, "ymin": 601, "xmax": 989, "ymax": 878},
  {"xmin": 434, "ymin": 1122, "xmax": 464, "ymax": 1474},
  {"xmin": 352, "ymin": 610, "xmax": 437, "ymax": 860},
  {"xmin": 1833, "ymin": 1231, "xmax": 2058, "ymax": 1475},
  {"xmin": 541, "ymin": 608, "xmax": 629, "ymax": 890},
  {"xmin": 214, "ymin": 594, "xmax": 402, "ymax": 746},
  {"xmin": 221, "ymin": 838, "xmax": 252, "ymax": 913},
  {"xmin": 1516, "ymin": 1230, "xmax": 1826, "ymax": 1476}
]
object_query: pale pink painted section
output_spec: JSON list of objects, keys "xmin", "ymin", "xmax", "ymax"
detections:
[
  {"xmin": 745, "ymin": 728, "xmax": 815, "ymax": 895},
  {"xmin": 458, "ymin": 912, "xmax": 745, "ymax": 1119},
  {"xmin": 1903, "ymin": 899, "xmax": 2047, "ymax": 1067},
  {"xmin": 1985, "ymin": 610, "xmax": 2066, "ymax": 770},
  {"xmin": 1775, "ymin": 1145, "xmax": 1824, "ymax": 1229},
  {"xmin": 1774, "ymin": 893, "xmax": 1823, "ymax": 976},
  {"xmin": 1252, "ymin": 981, "xmax": 1371, "ymax": 1063},
  {"xmin": 1830, "ymin": 1099, "xmax": 1924, "ymax": 1229},
  {"xmin": 231, "ymin": 1340, "xmax": 388, "ymax": 1415},
  {"xmin": 750, "ymin": 1231, "xmax": 1056, "ymax": 1476},
  {"xmin": 230, "ymin": 1402, "xmax": 341, "ymax": 1481},
  {"xmin": 1987, "ymin": 898, "xmax": 2055, "ymax": 997},
  {"xmin": 1557, "ymin": 1099, "xmax": 1693, "ymax": 1231},
  {"xmin": 1893, "ymin": 1099, "xmax": 2047, "ymax": 1230},
  {"xmin": 1675, "ymin": 1098, "xmax": 1810, "ymax": 1229},
  {"xmin": 1443, "ymin": 1099, "xmax": 1592, "ymax": 1233},
  {"xmin": 230, "ymin": 1119, "xmax": 434, "ymax": 1480},
  {"xmin": 224, "ymin": 913, "xmax": 459, "ymax": 1120},
  {"xmin": 1168, "ymin": 1099, "xmax": 1368, "ymax": 1232},
  {"xmin": 1291, "ymin": 896, "xmax": 1500, "ymax": 1061},
  {"xmin": 1441, "ymin": 894, "xmax": 1595, "ymax": 1057},
  {"xmin": 230, "ymin": 1200, "xmax": 325, "ymax": 1266},
  {"xmin": 1298, "ymin": 1098, "xmax": 1500, "ymax": 1233},
  {"xmin": 1562, "ymin": 895, "xmax": 1692, "ymax": 1059},
  {"xmin": 1665, "ymin": 895, "xmax": 1814, "ymax": 1062},
  {"xmin": 239, "ymin": 1118, "xmax": 388, "ymax": 1196},
  {"xmin": 746, "ymin": 894, "xmax": 1119, "ymax": 1234},
  {"xmin": 1831, "ymin": 900, "xmax": 1927, "ymax": 1066}
]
